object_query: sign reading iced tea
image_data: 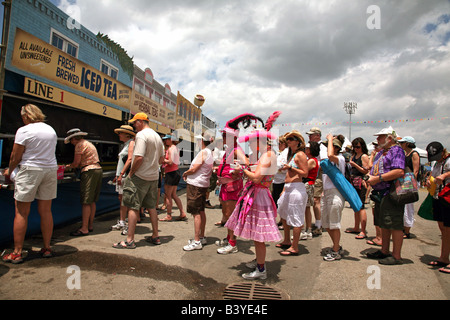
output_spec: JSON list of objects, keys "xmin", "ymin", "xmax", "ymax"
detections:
[{"xmin": 11, "ymin": 28, "xmax": 131, "ymax": 110}]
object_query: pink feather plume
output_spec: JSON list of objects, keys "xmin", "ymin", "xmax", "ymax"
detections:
[{"xmin": 265, "ymin": 111, "xmax": 282, "ymax": 131}]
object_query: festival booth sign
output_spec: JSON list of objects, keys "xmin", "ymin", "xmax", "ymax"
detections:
[
  {"xmin": 130, "ymin": 89, "xmax": 175, "ymax": 135},
  {"xmin": 10, "ymin": 28, "xmax": 131, "ymax": 113}
]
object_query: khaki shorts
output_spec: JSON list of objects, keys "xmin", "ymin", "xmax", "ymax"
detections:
[
  {"xmin": 14, "ymin": 166, "xmax": 57, "ymax": 202},
  {"xmin": 187, "ymin": 184, "xmax": 208, "ymax": 214},
  {"xmin": 305, "ymin": 183, "xmax": 315, "ymax": 207},
  {"xmin": 80, "ymin": 168, "xmax": 103, "ymax": 205},
  {"xmin": 321, "ymin": 188, "xmax": 345, "ymax": 230},
  {"xmin": 313, "ymin": 170, "xmax": 323, "ymax": 198},
  {"xmin": 122, "ymin": 174, "xmax": 158, "ymax": 210}
]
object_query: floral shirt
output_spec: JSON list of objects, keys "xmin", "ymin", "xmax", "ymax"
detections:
[{"xmin": 75, "ymin": 139, "xmax": 101, "ymax": 173}]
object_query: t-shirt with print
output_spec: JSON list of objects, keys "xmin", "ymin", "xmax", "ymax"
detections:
[
  {"xmin": 132, "ymin": 127, "xmax": 164, "ymax": 181},
  {"xmin": 370, "ymin": 145, "xmax": 406, "ymax": 191}
]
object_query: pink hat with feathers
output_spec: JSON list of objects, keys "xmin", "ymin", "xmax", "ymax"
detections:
[{"xmin": 236, "ymin": 111, "xmax": 282, "ymax": 143}]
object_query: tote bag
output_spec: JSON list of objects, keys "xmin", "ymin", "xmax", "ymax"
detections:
[
  {"xmin": 389, "ymin": 167, "xmax": 419, "ymax": 205},
  {"xmin": 418, "ymin": 194, "xmax": 434, "ymax": 221}
]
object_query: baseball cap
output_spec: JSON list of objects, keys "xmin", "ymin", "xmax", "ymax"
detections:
[
  {"xmin": 398, "ymin": 136, "xmax": 415, "ymax": 144},
  {"xmin": 128, "ymin": 112, "xmax": 149, "ymax": 123},
  {"xmin": 306, "ymin": 127, "xmax": 321, "ymax": 135},
  {"xmin": 426, "ymin": 142, "xmax": 444, "ymax": 162},
  {"xmin": 374, "ymin": 126, "xmax": 397, "ymax": 138}
]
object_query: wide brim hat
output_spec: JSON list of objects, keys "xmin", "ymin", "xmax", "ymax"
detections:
[
  {"xmin": 374, "ymin": 126, "xmax": 397, "ymax": 138},
  {"xmin": 114, "ymin": 125, "xmax": 135, "ymax": 137},
  {"xmin": 238, "ymin": 130, "xmax": 278, "ymax": 143},
  {"xmin": 285, "ymin": 130, "xmax": 304, "ymax": 142},
  {"xmin": 64, "ymin": 128, "xmax": 88, "ymax": 144}
]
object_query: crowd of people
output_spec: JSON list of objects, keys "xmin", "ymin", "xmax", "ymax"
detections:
[{"xmin": 2, "ymin": 105, "xmax": 450, "ymax": 279}]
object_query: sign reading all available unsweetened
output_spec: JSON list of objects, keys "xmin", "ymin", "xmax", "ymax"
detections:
[{"xmin": 10, "ymin": 28, "xmax": 131, "ymax": 111}]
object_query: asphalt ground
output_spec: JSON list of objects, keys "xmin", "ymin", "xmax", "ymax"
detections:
[{"xmin": 0, "ymin": 189, "xmax": 449, "ymax": 307}]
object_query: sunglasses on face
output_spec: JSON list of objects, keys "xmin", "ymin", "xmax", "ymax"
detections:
[{"xmin": 353, "ymin": 146, "xmax": 361, "ymax": 149}]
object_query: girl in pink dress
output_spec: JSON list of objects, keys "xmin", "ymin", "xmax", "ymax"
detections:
[{"xmin": 225, "ymin": 112, "xmax": 282, "ymax": 280}]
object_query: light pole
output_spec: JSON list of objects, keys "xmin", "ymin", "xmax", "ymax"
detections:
[{"xmin": 343, "ymin": 102, "xmax": 357, "ymax": 141}]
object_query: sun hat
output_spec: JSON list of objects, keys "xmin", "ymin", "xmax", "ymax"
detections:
[
  {"xmin": 426, "ymin": 141, "xmax": 444, "ymax": 162},
  {"xmin": 114, "ymin": 125, "xmax": 136, "ymax": 137},
  {"xmin": 64, "ymin": 128, "xmax": 88, "ymax": 144},
  {"xmin": 398, "ymin": 136, "xmax": 415, "ymax": 144},
  {"xmin": 128, "ymin": 112, "xmax": 149, "ymax": 124},
  {"xmin": 285, "ymin": 130, "xmax": 304, "ymax": 142}
]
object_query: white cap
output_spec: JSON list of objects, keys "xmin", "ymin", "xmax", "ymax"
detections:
[{"xmin": 374, "ymin": 126, "xmax": 397, "ymax": 137}]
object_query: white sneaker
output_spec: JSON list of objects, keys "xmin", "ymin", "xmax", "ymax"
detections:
[
  {"xmin": 217, "ymin": 243, "xmax": 238, "ymax": 254},
  {"xmin": 300, "ymin": 231, "xmax": 308, "ymax": 240},
  {"xmin": 121, "ymin": 224, "xmax": 128, "ymax": 235},
  {"xmin": 242, "ymin": 268, "xmax": 267, "ymax": 280},
  {"xmin": 111, "ymin": 220, "xmax": 126, "ymax": 231},
  {"xmin": 307, "ymin": 232, "xmax": 313, "ymax": 240},
  {"xmin": 183, "ymin": 240, "xmax": 202, "ymax": 251}
]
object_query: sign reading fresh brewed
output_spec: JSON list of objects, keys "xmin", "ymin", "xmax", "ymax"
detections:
[{"xmin": 11, "ymin": 28, "xmax": 131, "ymax": 110}]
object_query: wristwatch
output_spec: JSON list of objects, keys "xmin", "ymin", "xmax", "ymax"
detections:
[{"xmin": 379, "ymin": 174, "xmax": 384, "ymax": 182}]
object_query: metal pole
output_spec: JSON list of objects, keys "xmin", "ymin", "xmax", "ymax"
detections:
[{"xmin": 343, "ymin": 102, "xmax": 357, "ymax": 142}]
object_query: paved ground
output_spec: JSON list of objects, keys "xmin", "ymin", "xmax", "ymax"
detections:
[{"xmin": 0, "ymin": 189, "xmax": 449, "ymax": 303}]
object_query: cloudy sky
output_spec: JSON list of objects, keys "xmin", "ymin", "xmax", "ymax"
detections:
[{"xmin": 53, "ymin": 0, "xmax": 450, "ymax": 150}]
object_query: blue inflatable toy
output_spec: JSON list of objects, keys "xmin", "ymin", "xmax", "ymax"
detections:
[{"xmin": 320, "ymin": 159, "xmax": 363, "ymax": 212}]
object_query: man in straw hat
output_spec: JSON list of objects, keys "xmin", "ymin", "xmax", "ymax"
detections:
[
  {"xmin": 113, "ymin": 113, "xmax": 164, "ymax": 249},
  {"xmin": 366, "ymin": 126, "xmax": 407, "ymax": 265}
]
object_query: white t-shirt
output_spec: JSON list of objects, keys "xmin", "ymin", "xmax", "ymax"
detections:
[
  {"xmin": 186, "ymin": 148, "xmax": 214, "ymax": 188},
  {"xmin": 322, "ymin": 154, "xmax": 346, "ymax": 191},
  {"xmin": 132, "ymin": 127, "xmax": 164, "ymax": 181},
  {"xmin": 14, "ymin": 122, "xmax": 57, "ymax": 168}
]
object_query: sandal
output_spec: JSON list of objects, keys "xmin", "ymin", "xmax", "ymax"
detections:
[
  {"xmin": 70, "ymin": 229, "xmax": 89, "ymax": 237},
  {"xmin": 215, "ymin": 221, "xmax": 226, "ymax": 227},
  {"xmin": 280, "ymin": 250, "xmax": 299, "ymax": 256},
  {"xmin": 366, "ymin": 238, "xmax": 382, "ymax": 246},
  {"xmin": 355, "ymin": 232, "xmax": 367, "ymax": 239},
  {"xmin": 275, "ymin": 243, "xmax": 292, "ymax": 249},
  {"xmin": 40, "ymin": 248, "xmax": 53, "ymax": 258},
  {"xmin": 159, "ymin": 216, "xmax": 172, "ymax": 222},
  {"xmin": 145, "ymin": 236, "xmax": 161, "ymax": 245},
  {"xmin": 112, "ymin": 240, "xmax": 136, "ymax": 249},
  {"xmin": 439, "ymin": 266, "xmax": 450, "ymax": 274},
  {"xmin": 174, "ymin": 215, "xmax": 188, "ymax": 221},
  {"xmin": 3, "ymin": 252, "xmax": 24, "ymax": 264},
  {"xmin": 428, "ymin": 260, "xmax": 449, "ymax": 268}
]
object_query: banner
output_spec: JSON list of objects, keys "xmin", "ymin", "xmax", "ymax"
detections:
[
  {"xmin": 274, "ymin": 116, "xmax": 449, "ymax": 128},
  {"xmin": 11, "ymin": 28, "xmax": 131, "ymax": 111}
]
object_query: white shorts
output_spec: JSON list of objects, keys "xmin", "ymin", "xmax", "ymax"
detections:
[
  {"xmin": 14, "ymin": 166, "xmax": 57, "ymax": 202},
  {"xmin": 277, "ymin": 182, "xmax": 307, "ymax": 228},
  {"xmin": 321, "ymin": 188, "xmax": 345, "ymax": 230}
]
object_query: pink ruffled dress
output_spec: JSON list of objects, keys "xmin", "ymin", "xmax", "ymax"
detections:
[{"xmin": 225, "ymin": 175, "xmax": 282, "ymax": 243}]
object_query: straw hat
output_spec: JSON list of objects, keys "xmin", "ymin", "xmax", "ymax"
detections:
[
  {"xmin": 285, "ymin": 130, "xmax": 304, "ymax": 142},
  {"xmin": 64, "ymin": 128, "xmax": 88, "ymax": 144},
  {"xmin": 114, "ymin": 125, "xmax": 135, "ymax": 137}
]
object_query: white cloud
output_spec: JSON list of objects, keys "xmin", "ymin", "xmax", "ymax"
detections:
[{"xmin": 55, "ymin": 0, "xmax": 450, "ymax": 149}]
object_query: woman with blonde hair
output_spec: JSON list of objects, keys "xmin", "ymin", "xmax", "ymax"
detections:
[{"xmin": 3, "ymin": 104, "xmax": 58, "ymax": 264}]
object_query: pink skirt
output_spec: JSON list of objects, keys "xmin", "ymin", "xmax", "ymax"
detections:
[{"xmin": 225, "ymin": 183, "xmax": 281, "ymax": 243}]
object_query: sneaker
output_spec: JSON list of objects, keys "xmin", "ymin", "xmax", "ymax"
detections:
[
  {"xmin": 183, "ymin": 240, "xmax": 202, "ymax": 251},
  {"xmin": 323, "ymin": 250, "xmax": 342, "ymax": 261},
  {"xmin": 300, "ymin": 232, "xmax": 308, "ymax": 240},
  {"xmin": 121, "ymin": 224, "xmax": 128, "ymax": 235},
  {"xmin": 242, "ymin": 268, "xmax": 267, "ymax": 280},
  {"xmin": 245, "ymin": 259, "xmax": 257, "ymax": 269},
  {"xmin": 217, "ymin": 243, "xmax": 238, "ymax": 254},
  {"xmin": 215, "ymin": 238, "xmax": 228, "ymax": 247},
  {"xmin": 111, "ymin": 220, "xmax": 126, "ymax": 231}
]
